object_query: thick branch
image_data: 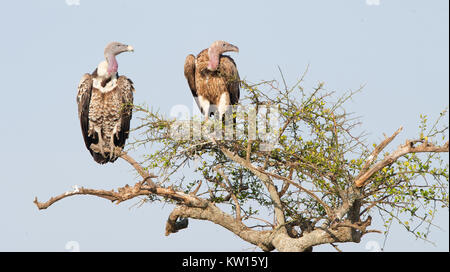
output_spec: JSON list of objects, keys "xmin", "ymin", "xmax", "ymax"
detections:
[
  {"xmin": 34, "ymin": 182, "xmax": 208, "ymax": 210},
  {"xmin": 271, "ymin": 221, "xmax": 365, "ymax": 252},
  {"xmin": 165, "ymin": 203, "xmax": 275, "ymax": 251}
]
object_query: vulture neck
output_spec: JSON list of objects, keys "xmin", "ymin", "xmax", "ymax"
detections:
[
  {"xmin": 94, "ymin": 60, "xmax": 118, "ymax": 91},
  {"xmin": 207, "ymin": 48, "xmax": 220, "ymax": 71},
  {"xmin": 96, "ymin": 59, "xmax": 118, "ymax": 79},
  {"xmin": 105, "ymin": 54, "xmax": 118, "ymax": 76}
]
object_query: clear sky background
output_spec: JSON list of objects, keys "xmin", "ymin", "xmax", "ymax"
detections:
[{"xmin": 0, "ymin": 0, "xmax": 448, "ymax": 252}]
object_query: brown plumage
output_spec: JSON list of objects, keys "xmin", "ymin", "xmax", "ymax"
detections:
[
  {"xmin": 184, "ymin": 41, "xmax": 240, "ymax": 120},
  {"xmin": 76, "ymin": 42, "xmax": 134, "ymax": 164}
]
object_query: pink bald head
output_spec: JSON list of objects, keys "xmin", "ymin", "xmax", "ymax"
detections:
[{"xmin": 207, "ymin": 40, "xmax": 239, "ymax": 71}]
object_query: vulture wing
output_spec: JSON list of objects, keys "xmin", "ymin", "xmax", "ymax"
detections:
[
  {"xmin": 184, "ymin": 54, "xmax": 201, "ymax": 110},
  {"xmin": 221, "ymin": 56, "xmax": 240, "ymax": 105},
  {"xmin": 114, "ymin": 76, "xmax": 135, "ymax": 149},
  {"xmin": 76, "ymin": 73, "xmax": 96, "ymax": 154}
]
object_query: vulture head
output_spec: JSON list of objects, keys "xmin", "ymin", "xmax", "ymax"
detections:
[
  {"xmin": 207, "ymin": 40, "xmax": 239, "ymax": 71},
  {"xmin": 104, "ymin": 42, "xmax": 134, "ymax": 76}
]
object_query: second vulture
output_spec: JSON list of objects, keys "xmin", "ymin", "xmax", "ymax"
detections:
[{"xmin": 184, "ymin": 40, "xmax": 240, "ymax": 121}]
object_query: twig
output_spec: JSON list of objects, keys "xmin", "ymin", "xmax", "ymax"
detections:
[
  {"xmin": 191, "ymin": 180, "xmax": 202, "ymax": 195},
  {"xmin": 246, "ymin": 140, "xmax": 253, "ymax": 162},
  {"xmin": 214, "ymin": 165, "xmax": 242, "ymax": 221},
  {"xmin": 330, "ymin": 243, "xmax": 342, "ymax": 252}
]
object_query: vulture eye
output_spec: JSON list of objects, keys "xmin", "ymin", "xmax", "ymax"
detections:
[{"xmin": 222, "ymin": 44, "xmax": 226, "ymax": 47}]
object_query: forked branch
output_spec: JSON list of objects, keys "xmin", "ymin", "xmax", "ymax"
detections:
[{"xmin": 354, "ymin": 128, "xmax": 449, "ymax": 187}]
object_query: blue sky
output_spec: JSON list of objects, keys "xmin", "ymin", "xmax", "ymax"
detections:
[{"xmin": 0, "ymin": 0, "xmax": 448, "ymax": 251}]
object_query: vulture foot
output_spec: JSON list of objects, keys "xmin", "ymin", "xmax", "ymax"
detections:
[
  {"xmin": 112, "ymin": 146, "xmax": 123, "ymax": 159},
  {"xmin": 92, "ymin": 128, "xmax": 107, "ymax": 157},
  {"xmin": 90, "ymin": 143, "xmax": 106, "ymax": 158}
]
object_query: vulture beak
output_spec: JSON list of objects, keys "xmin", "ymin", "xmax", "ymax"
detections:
[
  {"xmin": 229, "ymin": 44, "xmax": 239, "ymax": 53},
  {"xmin": 127, "ymin": 45, "xmax": 134, "ymax": 52}
]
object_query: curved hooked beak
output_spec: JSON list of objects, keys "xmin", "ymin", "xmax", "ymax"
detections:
[
  {"xmin": 227, "ymin": 44, "xmax": 239, "ymax": 53},
  {"xmin": 127, "ymin": 45, "xmax": 134, "ymax": 52}
]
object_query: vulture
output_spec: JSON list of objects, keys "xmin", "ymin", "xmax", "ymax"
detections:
[
  {"xmin": 184, "ymin": 40, "xmax": 240, "ymax": 121},
  {"xmin": 76, "ymin": 42, "xmax": 135, "ymax": 164}
]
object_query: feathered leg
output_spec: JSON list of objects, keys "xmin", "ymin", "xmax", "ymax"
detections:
[
  {"xmin": 90, "ymin": 127, "xmax": 106, "ymax": 158},
  {"xmin": 109, "ymin": 124, "xmax": 122, "ymax": 160},
  {"xmin": 198, "ymin": 95, "xmax": 210, "ymax": 121}
]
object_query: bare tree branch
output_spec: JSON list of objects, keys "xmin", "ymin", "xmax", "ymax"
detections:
[
  {"xmin": 34, "ymin": 182, "xmax": 208, "ymax": 210},
  {"xmin": 34, "ymin": 152, "xmax": 209, "ymax": 210},
  {"xmin": 355, "ymin": 139, "xmax": 449, "ymax": 187}
]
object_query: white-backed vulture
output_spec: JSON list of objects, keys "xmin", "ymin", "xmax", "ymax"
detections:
[{"xmin": 76, "ymin": 42, "xmax": 135, "ymax": 164}]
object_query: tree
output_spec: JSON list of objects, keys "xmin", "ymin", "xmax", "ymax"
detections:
[{"xmin": 34, "ymin": 70, "xmax": 449, "ymax": 252}]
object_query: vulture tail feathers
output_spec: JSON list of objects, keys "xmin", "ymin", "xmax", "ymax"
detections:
[{"xmin": 92, "ymin": 152, "xmax": 109, "ymax": 164}]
